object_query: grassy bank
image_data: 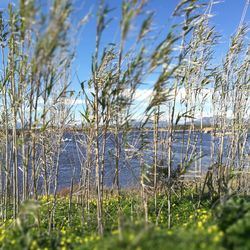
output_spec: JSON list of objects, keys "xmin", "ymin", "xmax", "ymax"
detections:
[{"xmin": 0, "ymin": 190, "xmax": 250, "ymax": 250}]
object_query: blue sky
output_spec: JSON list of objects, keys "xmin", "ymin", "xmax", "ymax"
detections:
[
  {"xmin": 1, "ymin": 0, "xmax": 249, "ymax": 88},
  {"xmin": 71, "ymin": 0, "xmax": 250, "ymax": 121},
  {"xmin": 72, "ymin": 0, "xmax": 250, "ymax": 92},
  {"xmin": 0, "ymin": 0, "xmax": 250, "ymax": 121}
]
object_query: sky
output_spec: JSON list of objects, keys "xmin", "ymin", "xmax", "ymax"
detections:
[
  {"xmin": 72, "ymin": 0, "xmax": 250, "ymax": 89},
  {"xmin": 0, "ymin": 0, "xmax": 250, "ymax": 122},
  {"xmin": 1, "ymin": 0, "xmax": 249, "ymax": 81},
  {"xmin": 72, "ymin": 0, "xmax": 250, "ymax": 121}
]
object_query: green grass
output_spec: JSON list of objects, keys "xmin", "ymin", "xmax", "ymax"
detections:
[{"xmin": 0, "ymin": 193, "xmax": 249, "ymax": 249}]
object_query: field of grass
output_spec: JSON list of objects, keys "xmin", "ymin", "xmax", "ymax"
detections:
[{"xmin": 0, "ymin": 191, "xmax": 250, "ymax": 250}]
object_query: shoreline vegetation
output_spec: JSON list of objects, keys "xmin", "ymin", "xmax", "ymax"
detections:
[
  {"xmin": 0, "ymin": 0, "xmax": 250, "ymax": 249},
  {"xmin": 0, "ymin": 126, "xmax": 237, "ymax": 134}
]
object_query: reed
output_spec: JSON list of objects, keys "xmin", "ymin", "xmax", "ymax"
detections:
[{"xmin": 0, "ymin": 0, "xmax": 250, "ymax": 242}]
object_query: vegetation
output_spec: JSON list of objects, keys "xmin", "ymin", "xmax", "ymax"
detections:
[
  {"xmin": 0, "ymin": 0, "xmax": 250, "ymax": 249},
  {"xmin": 0, "ymin": 191, "xmax": 250, "ymax": 250}
]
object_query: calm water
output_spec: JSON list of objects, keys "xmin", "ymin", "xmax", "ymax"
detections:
[{"xmin": 56, "ymin": 131, "xmax": 248, "ymax": 189}]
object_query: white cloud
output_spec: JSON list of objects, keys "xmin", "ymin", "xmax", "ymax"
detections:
[
  {"xmin": 130, "ymin": 87, "xmax": 214, "ymax": 121},
  {"xmin": 64, "ymin": 98, "xmax": 85, "ymax": 106},
  {"xmin": 133, "ymin": 89, "xmax": 153, "ymax": 102}
]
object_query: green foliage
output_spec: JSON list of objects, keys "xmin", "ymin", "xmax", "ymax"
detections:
[
  {"xmin": 215, "ymin": 197, "xmax": 250, "ymax": 250},
  {"xmin": 2, "ymin": 194, "xmax": 247, "ymax": 250},
  {"xmin": 78, "ymin": 224, "xmax": 224, "ymax": 250}
]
